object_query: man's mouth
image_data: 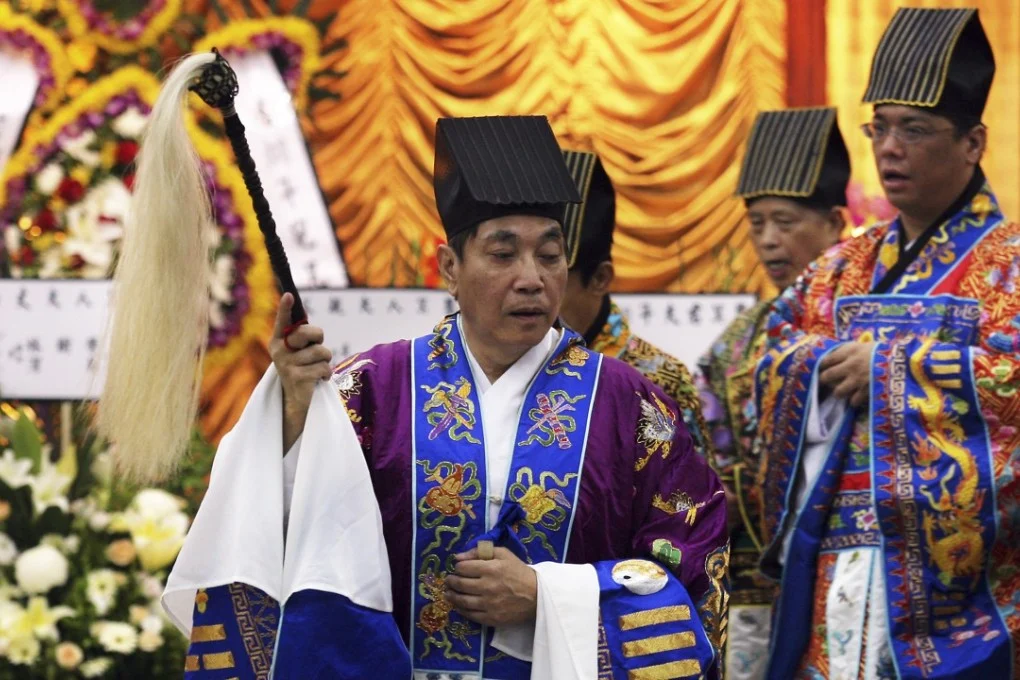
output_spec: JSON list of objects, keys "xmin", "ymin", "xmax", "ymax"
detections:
[
  {"xmin": 508, "ymin": 308, "xmax": 545, "ymax": 319},
  {"xmin": 881, "ymin": 170, "xmax": 910, "ymax": 187},
  {"xmin": 764, "ymin": 259, "xmax": 790, "ymax": 277}
]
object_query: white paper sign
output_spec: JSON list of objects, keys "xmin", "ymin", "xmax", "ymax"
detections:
[
  {"xmin": 0, "ymin": 281, "xmax": 110, "ymax": 399},
  {"xmin": 0, "ymin": 49, "xmax": 40, "ymax": 175},
  {"xmin": 230, "ymin": 51, "xmax": 348, "ymax": 288},
  {"xmin": 0, "ymin": 281, "xmax": 756, "ymax": 400}
]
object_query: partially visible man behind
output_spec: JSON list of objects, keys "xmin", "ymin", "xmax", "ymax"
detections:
[
  {"xmin": 696, "ymin": 106, "xmax": 849, "ymax": 679},
  {"xmin": 754, "ymin": 8, "xmax": 1020, "ymax": 678},
  {"xmin": 557, "ymin": 150, "xmax": 712, "ymax": 457}
]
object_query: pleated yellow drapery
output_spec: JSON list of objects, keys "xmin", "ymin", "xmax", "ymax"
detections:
[
  {"xmin": 307, "ymin": 0, "xmax": 786, "ymax": 295},
  {"xmin": 827, "ymin": 0, "xmax": 1020, "ymax": 221}
]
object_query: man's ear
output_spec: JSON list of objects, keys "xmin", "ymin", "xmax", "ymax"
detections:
[
  {"xmin": 437, "ymin": 244, "xmax": 459, "ymax": 298},
  {"xmin": 588, "ymin": 260, "xmax": 615, "ymax": 296},
  {"xmin": 965, "ymin": 124, "xmax": 987, "ymax": 166}
]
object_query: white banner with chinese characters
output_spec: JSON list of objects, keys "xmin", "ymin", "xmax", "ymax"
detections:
[
  {"xmin": 0, "ymin": 280, "xmax": 756, "ymax": 399},
  {"xmin": 0, "ymin": 49, "xmax": 39, "ymax": 176},
  {"xmin": 230, "ymin": 50, "xmax": 348, "ymax": 288}
]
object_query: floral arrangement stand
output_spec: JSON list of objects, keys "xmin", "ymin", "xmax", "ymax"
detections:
[{"xmin": 0, "ymin": 405, "xmax": 195, "ymax": 676}]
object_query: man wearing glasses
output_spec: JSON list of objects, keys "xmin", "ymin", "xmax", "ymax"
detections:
[{"xmin": 754, "ymin": 8, "xmax": 1020, "ymax": 678}]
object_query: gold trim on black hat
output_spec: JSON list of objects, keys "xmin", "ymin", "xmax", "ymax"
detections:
[
  {"xmin": 863, "ymin": 8, "xmax": 974, "ymax": 108},
  {"xmin": 736, "ymin": 107, "xmax": 837, "ymax": 200}
]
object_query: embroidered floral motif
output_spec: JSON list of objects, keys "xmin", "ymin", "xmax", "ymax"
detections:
[
  {"xmin": 697, "ymin": 543, "xmax": 730, "ymax": 659},
  {"xmin": 416, "ymin": 556, "xmax": 477, "ymax": 662},
  {"xmin": 518, "ymin": 390, "xmax": 586, "ymax": 449},
  {"xmin": 545, "ymin": 343, "xmax": 591, "ymax": 379},
  {"xmin": 331, "ymin": 354, "xmax": 375, "ymax": 422},
  {"xmin": 635, "ymin": 392, "xmax": 676, "ymax": 471},
  {"xmin": 506, "ymin": 468, "xmax": 578, "ymax": 560},
  {"xmin": 652, "ymin": 490, "xmax": 707, "ymax": 525},
  {"xmin": 421, "ymin": 378, "xmax": 481, "ymax": 443},
  {"xmin": 417, "ymin": 461, "xmax": 482, "ymax": 554}
]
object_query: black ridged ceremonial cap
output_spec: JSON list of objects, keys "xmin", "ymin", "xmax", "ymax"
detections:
[
  {"xmin": 736, "ymin": 107, "xmax": 850, "ymax": 209},
  {"xmin": 862, "ymin": 8, "xmax": 994, "ymax": 119},
  {"xmin": 434, "ymin": 116, "xmax": 581, "ymax": 239},
  {"xmin": 561, "ymin": 150, "xmax": 616, "ymax": 269}
]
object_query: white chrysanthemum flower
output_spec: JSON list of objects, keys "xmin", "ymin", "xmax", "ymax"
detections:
[
  {"xmin": 55, "ymin": 641, "xmax": 84, "ymax": 669},
  {"xmin": 136, "ymin": 572, "xmax": 163, "ymax": 600},
  {"xmin": 95, "ymin": 621, "xmax": 137, "ymax": 654},
  {"xmin": 86, "ymin": 570, "xmax": 121, "ymax": 616},
  {"xmin": 62, "ymin": 130, "xmax": 101, "ymax": 167},
  {"xmin": 0, "ymin": 450, "xmax": 32, "ymax": 489},
  {"xmin": 14, "ymin": 545, "xmax": 69, "ymax": 594},
  {"xmin": 34, "ymin": 163, "xmax": 65, "ymax": 195},
  {"xmin": 111, "ymin": 107, "xmax": 148, "ymax": 139},
  {"xmin": 139, "ymin": 614, "xmax": 163, "ymax": 635},
  {"xmin": 0, "ymin": 533, "xmax": 18, "ymax": 566},
  {"xmin": 6, "ymin": 635, "xmax": 40, "ymax": 665},
  {"xmin": 138, "ymin": 630, "xmax": 164, "ymax": 652},
  {"xmin": 89, "ymin": 511, "xmax": 111, "ymax": 531},
  {"xmin": 80, "ymin": 656, "xmax": 114, "ymax": 677}
]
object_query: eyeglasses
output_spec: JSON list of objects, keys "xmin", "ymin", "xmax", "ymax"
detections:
[{"xmin": 860, "ymin": 121, "xmax": 957, "ymax": 146}]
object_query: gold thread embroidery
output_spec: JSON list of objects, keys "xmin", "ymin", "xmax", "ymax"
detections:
[
  {"xmin": 185, "ymin": 656, "xmax": 200, "ymax": 672},
  {"xmin": 202, "ymin": 651, "xmax": 236, "ymax": 670},
  {"xmin": 628, "ymin": 659, "xmax": 702, "ymax": 679},
  {"xmin": 190, "ymin": 624, "xmax": 227, "ymax": 643},
  {"xmin": 619, "ymin": 605, "xmax": 691, "ymax": 631},
  {"xmin": 622, "ymin": 632, "xmax": 696, "ymax": 658},
  {"xmin": 421, "ymin": 378, "xmax": 481, "ymax": 443},
  {"xmin": 635, "ymin": 392, "xmax": 676, "ymax": 471},
  {"xmin": 518, "ymin": 390, "xmax": 586, "ymax": 449},
  {"xmin": 651, "ymin": 490, "xmax": 706, "ymax": 525}
]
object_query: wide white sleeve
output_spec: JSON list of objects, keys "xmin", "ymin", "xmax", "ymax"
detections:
[
  {"xmin": 162, "ymin": 367, "xmax": 288, "ymax": 635},
  {"xmin": 163, "ymin": 367, "xmax": 393, "ymax": 636},
  {"xmin": 491, "ymin": 562, "xmax": 599, "ymax": 679}
]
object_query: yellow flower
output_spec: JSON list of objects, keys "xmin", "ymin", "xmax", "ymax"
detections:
[
  {"xmin": 0, "ymin": 500, "xmax": 10, "ymax": 521},
  {"xmin": 67, "ymin": 40, "xmax": 97, "ymax": 73},
  {"xmin": 110, "ymin": 489, "xmax": 189, "ymax": 571},
  {"xmin": 16, "ymin": 596, "xmax": 74, "ymax": 641},
  {"xmin": 70, "ymin": 166, "xmax": 91, "ymax": 187},
  {"xmin": 66, "ymin": 77, "xmax": 89, "ymax": 99},
  {"xmin": 100, "ymin": 141, "xmax": 118, "ymax": 169}
]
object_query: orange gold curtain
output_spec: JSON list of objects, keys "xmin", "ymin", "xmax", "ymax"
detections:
[
  {"xmin": 827, "ymin": 0, "xmax": 1020, "ymax": 220},
  {"xmin": 291, "ymin": 0, "xmax": 786, "ymax": 295}
]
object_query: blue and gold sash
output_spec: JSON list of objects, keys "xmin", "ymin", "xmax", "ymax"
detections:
[{"xmin": 409, "ymin": 315, "xmax": 602, "ymax": 678}]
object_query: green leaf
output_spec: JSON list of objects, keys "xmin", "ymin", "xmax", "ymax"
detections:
[
  {"xmin": 11, "ymin": 410, "xmax": 42, "ymax": 474},
  {"xmin": 269, "ymin": 0, "xmax": 279, "ymax": 13}
]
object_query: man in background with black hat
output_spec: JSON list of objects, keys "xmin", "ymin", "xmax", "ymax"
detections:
[
  {"xmin": 165, "ymin": 116, "xmax": 727, "ymax": 679},
  {"xmin": 698, "ymin": 106, "xmax": 849, "ymax": 680},
  {"xmin": 557, "ymin": 149, "xmax": 713, "ymax": 461},
  {"xmin": 753, "ymin": 9, "xmax": 1020, "ymax": 678}
]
